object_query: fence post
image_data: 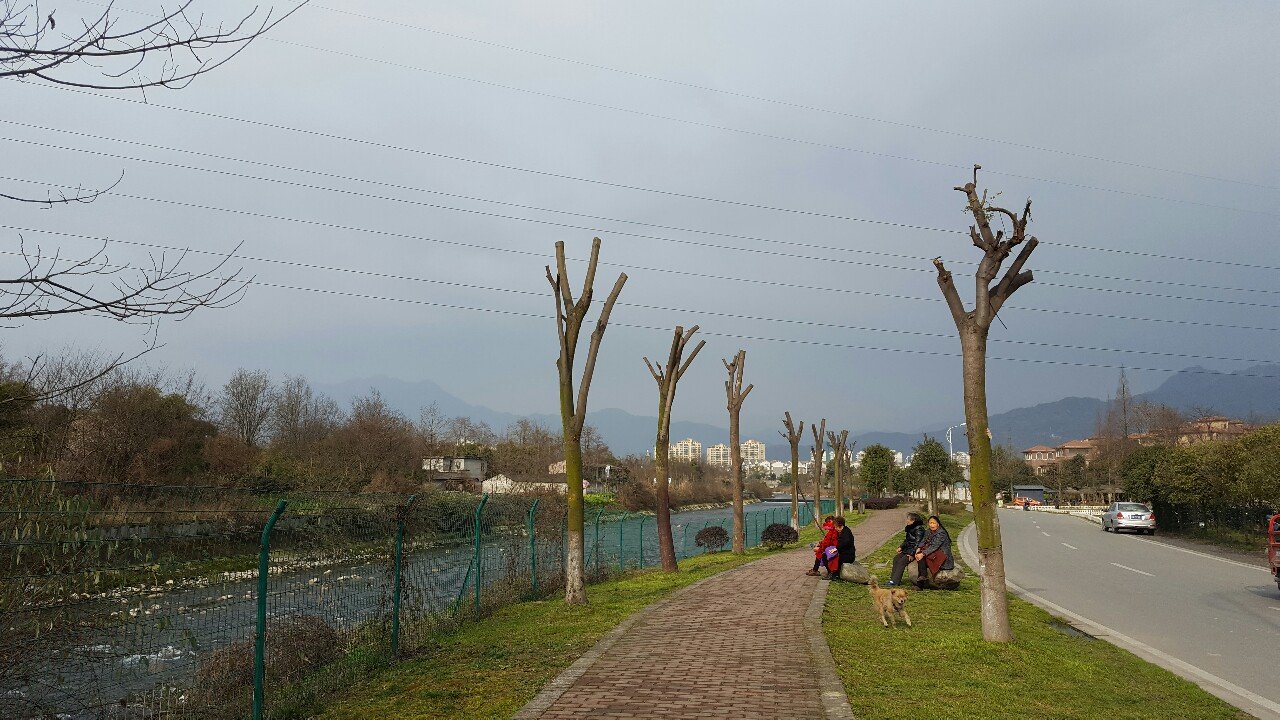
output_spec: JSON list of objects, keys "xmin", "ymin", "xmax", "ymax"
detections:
[
  {"xmin": 640, "ymin": 516, "xmax": 648, "ymax": 566},
  {"xmin": 528, "ymin": 498, "xmax": 541, "ymax": 596},
  {"xmin": 618, "ymin": 512, "xmax": 630, "ymax": 571},
  {"xmin": 391, "ymin": 494, "xmax": 418, "ymax": 660},
  {"xmin": 473, "ymin": 494, "xmax": 489, "ymax": 616},
  {"xmin": 252, "ymin": 500, "xmax": 288, "ymax": 720},
  {"xmin": 593, "ymin": 507, "xmax": 605, "ymax": 576}
]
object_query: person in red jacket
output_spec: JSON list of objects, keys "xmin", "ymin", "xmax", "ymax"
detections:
[{"xmin": 807, "ymin": 516, "xmax": 838, "ymax": 576}]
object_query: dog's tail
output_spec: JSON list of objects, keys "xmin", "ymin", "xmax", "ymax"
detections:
[{"xmin": 868, "ymin": 575, "xmax": 879, "ymax": 590}]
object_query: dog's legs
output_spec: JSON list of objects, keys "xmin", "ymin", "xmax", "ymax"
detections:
[
  {"xmin": 879, "ymin": 608, "xmax": 890, "ymax": 628},
  {"xmin": 901, "ymin": 609, "xmax": 912, "ymax": 628}
]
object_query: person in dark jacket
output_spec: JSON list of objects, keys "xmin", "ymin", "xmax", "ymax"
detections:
[
  {"xmin": 888, "ymin": 512, "xmax": 924, "ymax": 586},
  {"xmin": 912, "ymin": 515, "xmax": 955, "ymax": 588},
  {"xmin": 834, "ymin": 516, "xmax": 856, "ymax": 576}
]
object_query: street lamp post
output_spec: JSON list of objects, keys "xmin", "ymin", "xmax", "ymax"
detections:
[
  {"xmin": 946, "ymin": 422, "xmax": 966, "ymax": 459},
  {"xmin": 946, "ymin": 423, "xmax": 966, "ymax": 503}
]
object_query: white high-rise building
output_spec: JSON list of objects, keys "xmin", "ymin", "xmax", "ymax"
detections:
[
  {"xmin": 741, "ymin": 439, "xmax": 767, "ymax": 466},
  {"xmin": 670, "ymin": 438, "xmax": 702, "ymax": 462},
  {"xmin": 706, "ymin": 443, "xmax": 731, "ymax": 467}
]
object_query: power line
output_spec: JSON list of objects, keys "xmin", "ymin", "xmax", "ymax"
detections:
[
  {"xmin": 6, "ymin": 225, "xmax": 1276, "ymax": 369},
  {"xmin": 261, "ymin": 38, "xmax": 1279, "ymax": 220},
  {"xmin": 9, "ymin": 237, "xmax": 1275, "ymax": 379},
  {"xmin": 7, "ymin": 175, "xmax": 1280, "ymax": 334},
  {"xmin": 8, "ymin": 143, "xmax": 1280, "ymax": 312},
  {"xmin": 308, "ymin": 3, "xmax": 1280, "ymax": 194},
  {"xmin": 9, "ymin": 120, "xmax": 1280, "ymax": 299},
  {"xmin": 27, "ymin": 82, "xmax": 1280, "ymax": 274}
]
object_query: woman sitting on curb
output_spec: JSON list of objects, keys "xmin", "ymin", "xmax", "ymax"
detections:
[
  {"xmin": 912, "ymin": 515, "xmax": 954, "ymax": 589},
  {"xmin": 807, "ymin": 516, "xmax": 837, "ymax": 577},
  {"xmin": 887, "ymin": 512, "xmax": 925, "ymax": 587}
]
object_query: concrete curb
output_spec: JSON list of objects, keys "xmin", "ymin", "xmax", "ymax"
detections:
[
  {"xmin": 806, "ymin": 577, "xmax": 856, "ymax": 720},
  {"xmin": 958, "ymin": 522, "xmax": 1280, "ymax": 720}
]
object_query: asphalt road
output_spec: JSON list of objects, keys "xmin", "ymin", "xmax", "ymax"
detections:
[{"xmin": 991, "ymin": 508, "xmax": 1280, "ymax": 719}]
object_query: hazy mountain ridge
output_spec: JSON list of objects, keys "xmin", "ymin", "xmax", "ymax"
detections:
[{"xmin": 318, "ymin": 364, "xmax": 1280, "ymax": 458}]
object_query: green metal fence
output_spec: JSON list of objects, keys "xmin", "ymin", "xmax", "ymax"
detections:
[{"xmin": 1, "ymin": 478, "xmax": 826, "ymax": 719}]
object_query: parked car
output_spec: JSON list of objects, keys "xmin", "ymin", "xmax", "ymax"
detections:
[
  {"xmin": 1101, "ymin": 502, "xmax": 1156, "ymax": 534},
  {"xmin": 1268, "ymin": 514, "xmax": 1279, "ymax": 592}
]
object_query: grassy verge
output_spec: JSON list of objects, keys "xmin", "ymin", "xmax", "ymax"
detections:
[
  {"xmin": 823, "ymin": 512, "xmax": 1247, "ymax": 720},
  {"xmin": 1163, "ymin": 526, "xmax": 1265, "ymax": 554},
  {"xmin": 283, "ymin": 523, "xmax": 827, "ymax": 720}
]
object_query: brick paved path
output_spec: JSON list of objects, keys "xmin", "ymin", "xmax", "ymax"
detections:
[{"xmin": 516, "ymin": 510, "xmax": 906, "ymax": 720}]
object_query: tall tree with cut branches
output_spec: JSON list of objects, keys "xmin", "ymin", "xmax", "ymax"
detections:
[
  {"xmin": 722, "ymin": 350, "xmax": 753, "ymax": 554},
  {"xmin": 779, "ymin": 412, "xmax": 805, "ymax": 529},
  {"xmin": 546, "ymin": 238, "xmax": 627, "ymax": 604},
  {"xmin": 932, "ymin": 165, "xmax": 1040, "ymax": 643},
  {"xmin": 827, "ymin": 429, "xmax": 850, "ymax": 517},
  {"xmin": 644, "ymin": 325, "xmax": 705, "ymax": 572},
  {"xmin": 809, "ymin": 418, "xmax": 826, "ymax": 527}
]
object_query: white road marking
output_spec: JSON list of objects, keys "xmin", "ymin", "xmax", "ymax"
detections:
[
  {"xmin": 1042, "ymin": 531, "xmax": 1051, "ymax": 537},
  {"xmin": 958, "ymin": 525, "xmax": 1280, "ymax": 719},
  {"xmin": 1127, "ymin": 535, "xmax": 1270, "ymax": 574},
  {"xmin": 1061, "ymin": 543, "xmax": 1078, "ymax": 550},
  {"xmin": 1061, "ymin": 514, "xmax": 1268, "ymax": 573},
  {"xmin": 1111, "ymin": 562, "xmax": 1154, "ymax": 577}
]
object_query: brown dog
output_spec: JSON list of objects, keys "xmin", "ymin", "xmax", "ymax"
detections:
[{"xmin": 868, "ymin": 576, "xmax": 912, "ymax": 628}]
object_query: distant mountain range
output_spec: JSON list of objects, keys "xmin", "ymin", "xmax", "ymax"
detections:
[{"xmin": 317, "ymin": 364, "xmax": 1280, "ymax": 458}]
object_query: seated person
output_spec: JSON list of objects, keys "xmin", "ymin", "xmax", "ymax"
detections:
[
  {"xmin": 888, "ymin": 512, "xmax": 925, "ymax": 586},
  {"xmin": 835, "ymin": 516, "xmax": 856, "ymax": 575},
  {"xmin": 807, "ymin": 516, "xmax": 837, "ymax": 577},
  {"xmin": 912, "ymin": 515, "xmax": 954, "ymax": 588}
]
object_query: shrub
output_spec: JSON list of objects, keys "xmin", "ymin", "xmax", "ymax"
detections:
[
  {"xmin": 194, "ymin": 614, "xmax": 340, "ymax": 716},
  {"xmin": 861, "ymin": 497, "xmax": 901, "ymax": 510},
  {"xmin": 694, "ymin": 525, "xmax": 729, "ymax": 552},
  {"xmin": 744, "ymin": 479, "xmax": 773, "ymax": 500},
  {"xmin": 760, "ymin": 522, "xmax": 799, "ymax": 549}
]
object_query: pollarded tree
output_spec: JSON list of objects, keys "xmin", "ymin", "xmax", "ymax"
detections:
[
  {"xmin": 723, "ymin": 350, "xmax": 753, "ymax": 554},
  {"xmin": 779, "ymin": 412, "xmax": 805, "ymax": 529},
  {"xmin": 644, "ymin": 325, "xmax": 706, "ymax": 572},
  {"xmin": 808, "ymin": 418, "xmax": 826, "ymax": 528},
  {"xmin": 546, "ymin": 238, "xmax": 627, "ymax": 604},
  {"xmin": 932, "ymin": 165, "xmax": 1040, "ymax": 642},
  {"xmin": 827, "ymin": 429, "xmax": 850, "ymax": 517}
]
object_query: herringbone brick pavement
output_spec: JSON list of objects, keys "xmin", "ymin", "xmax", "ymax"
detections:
[{"xmin": 522, "ymin": 509, "xmax": 904, "ymax": 719}]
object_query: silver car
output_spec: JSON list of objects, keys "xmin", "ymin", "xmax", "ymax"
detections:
[{"xmin": 1101, "ymin": 502, "xmax": 1156, "ymax": 535}]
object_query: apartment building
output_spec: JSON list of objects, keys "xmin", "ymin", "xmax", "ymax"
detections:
[
  {"xmin": 670, "ymin": 438, "xmax": 703, "ymax": 462},
  {"xmin": 706, "ymin": 443, "xmax": 731, "ymax": 467}
]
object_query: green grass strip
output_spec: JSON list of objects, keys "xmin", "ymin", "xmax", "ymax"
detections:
[{"xmin": 823, "ymin": 512, "xmax": 1248, "ymax": 720}]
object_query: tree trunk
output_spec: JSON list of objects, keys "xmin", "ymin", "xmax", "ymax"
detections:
[
  {"xmin": 961, "ymin": 330, "xmax": 1012, "ymax": 642},
  {"xmin": 811, "ymin": 453, "xmax": 823, "ymax": 527},
  {"xmin": 730, "ymin": 408, "xmax": 744, "ymax": 554},
  {"xmin": 789, "ymin": 443, "xmax": 800, "ymax": 529},
  {"xmin": 654, "ymin": 398, "xmax": 678, "ymax": 572},
  {"xmin": 562, "ymin": 431, "xmax": 587, "ymax": 605},
  {"xmin": 833, "ymin": 452, "xmax": 842, "ymax": 518}
]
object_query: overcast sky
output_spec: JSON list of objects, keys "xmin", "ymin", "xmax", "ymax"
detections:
[{"xmin": 5, "ymin": 0, "xmax": 1279, "ymax": 434}]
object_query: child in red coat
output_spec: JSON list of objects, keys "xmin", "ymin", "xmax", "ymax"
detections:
[{"xmin": 807, "ymin": 516, "xmax": 838, "ymax": 576}]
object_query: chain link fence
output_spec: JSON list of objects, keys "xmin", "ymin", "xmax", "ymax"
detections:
[{"xmin": 2, "ymin": 478, "xmax": 827, "ymax": 719}]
